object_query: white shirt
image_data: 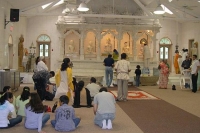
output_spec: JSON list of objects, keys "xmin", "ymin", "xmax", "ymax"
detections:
[
  {"xmin": 191, "ymin": 59, "xmax": 200, "ymax": 74},
  {"xmin": 37, "ymin": 61, "xmax": 48, "ymax": 71},
  {"xmin": 0, "ymin": 101, "xmax": 15, "ymax": 127},
  {"xmin": 114, "ymin": 60, "xmax": 131, "ymax": 80},
  {"xmin": 86, "ymin": 83, "xmax": 100, "ymax": 97}
]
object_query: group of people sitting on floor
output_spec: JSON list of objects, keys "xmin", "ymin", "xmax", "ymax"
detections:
[{"xmin": 0, "ymin": 84, "xmax": 116, "ymax": 132}]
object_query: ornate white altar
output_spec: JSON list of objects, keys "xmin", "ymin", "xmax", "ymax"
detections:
[{"xmin": 56, "ymin": 16, "xmax": 161, "ymax": 76}]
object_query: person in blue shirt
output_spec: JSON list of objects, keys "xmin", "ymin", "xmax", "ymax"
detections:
[
  {"xmin": 103, "ymin": 54, "xmax": 114, "ymax": 87},
  {"xmin": 51, "ymin": 95, "xmax": 81, "ymax": 131},
  {"xmin": 135, "ymin": 65, "xmax": 141, "ymax": 87}
]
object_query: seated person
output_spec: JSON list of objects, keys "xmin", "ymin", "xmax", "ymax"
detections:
[
  {"xmin": 16, "ymin": 87, "xmax": 30, "ymax": 116},
  {"xmin": 181, "ymin": 56, "xmax": 192, "ymax": 69},
  {"xmin": 0, "ymin": 86, "xmax": 16, "ymax": 108},
  {"xmin": 93, "ymin": 87, "xmax": 116, "ymax": 129},
  {"xmin": 25, "ymin": 93, "xmax": 50, "ymax": 133},
  {"xmin": 0, "ymin": 92, "xmax": 22, "ymax": 128},
  {"xmin": 51, "ymin": 95, "xmax": 81, "ymax": 132},
  {"xmin": 85, "ymin": 77, "xmax": 100, "ymax": 106}
]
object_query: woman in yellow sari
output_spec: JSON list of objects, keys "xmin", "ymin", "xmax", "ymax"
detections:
[
  {"xmin": 174, "ymin": 51, "xmax": 181, "ymax": 74},
  {"xmin": 55, "ymin": 58, "xmax": 74, "ymax": 101}
]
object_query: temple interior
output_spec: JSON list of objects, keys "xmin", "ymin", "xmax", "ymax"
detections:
[{"xmin": 0, "ymin": 0, "xmax": 200, "ymax": 132}]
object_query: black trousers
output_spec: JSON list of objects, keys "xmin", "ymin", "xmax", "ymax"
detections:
[
  {"xmin": 33, "ymin": 78, "xmax": 46, "ymax": 101},
  {"xmin": 192, "ymin": 74, "xmax": 198, "ymax": 93}
]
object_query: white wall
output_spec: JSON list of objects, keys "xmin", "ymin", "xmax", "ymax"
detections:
[
  {"xmin": 26, "ymin": 16, "xmax": 61, "ymax": 71},
  {"xmin": 0, "ymin": 0, "xmax": 27, "ymax": 69},
  {"xmin": 181, "ymin": 22, "xmax": 200, "ymax": 59}
]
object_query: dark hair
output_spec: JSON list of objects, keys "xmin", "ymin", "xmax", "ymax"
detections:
[
  {"xmin": 121, "ymin": 53, "xmax": 127, "ymax": 59},
  {"xmin": 193, "ymin": 55, "xmax": 197, "ymax": 58},
  {"xmin": 136, "ymin": 65, "xmax": 140, "ymax": 69},
  {"xmin": 113, "ymin": 49, "xmax": 118, "ymax": 55},
  {"xmin": 26, "ymin": 93, "xmax": 44, "ymax": 113},
  {"xmin": 0, "ymin": 92, "xmax": 13, "ymax": 105},
  {"xmin": 185, "ymin": 49, "xmax": 188, "ymax": 52},
  {"xmin": 59, "ymin": 95, "xmax": 69, "ymax": 104},
  {"xmin": 108, "ymin": 54, "xmax": 112, "ymax": 58},
  {"xmin": 144, "ymin": 44, "xmax": 147, "ymax": 46},
  {"xmin": 0, "ymin": 86, "xmax": 11, "ymax": 95},
  {"xmin": 175, "ymin": 50, "xmax": 179, "ymax": 53},
  {"xmin": 77, "ymin": 80, "xmax": 84, "ymax": 91},
  {"xmin": 99, "ymin": 87, "xmax": 107, "ymax": 92},
  {"xmin": 90, "ymin": 77, "xmax": 96, "ymax": 83},
  {"xmin": 61, "ymin": 58, "xmax": 70, "ymax": 71},
  {"xmin": 20, "ymin": 86, "xmax": 30, "ymax": 101},
  {"xmin": 35, "ymin": 56, "xmax": 40, "ymax": 65},
  {"xmin": 50, "ymin": 71, "xmax": 55, "ymax": 77}
]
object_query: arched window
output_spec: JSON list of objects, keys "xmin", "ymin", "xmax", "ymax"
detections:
[
  {"xmin": 37, "ymin": 34, "xmax": 51, "ymax": 42},
  {"xmin": 159, "ymin": 37, "xmax": 171, "ymax": 45}
]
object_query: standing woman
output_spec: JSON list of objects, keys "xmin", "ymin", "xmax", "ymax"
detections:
[
  {"xmin": 16, "ymin": 87, "xmax": 30, "ymax": 116},
  {"xmin": 0, "ymin": 92, "xmax": 22, "ymax": 128},
  {"xmin": 25, "ymin": 93, "xmax": 50, "ymax": 133},
  {"xmin": 113, "ymin": 49, "xmax": 119, "ymax": 62},
  {"xmin": 55, "ymin": 58, "xmax": 74, "ymax": 101},
  {"xmin": 158, "ymin": 59, "xmax": 170, "ymax": 89}
]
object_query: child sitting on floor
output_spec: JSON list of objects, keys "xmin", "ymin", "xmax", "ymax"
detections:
[{"xmin": 51, "ymin": 95, "xmax": 81, "ymax": 132}]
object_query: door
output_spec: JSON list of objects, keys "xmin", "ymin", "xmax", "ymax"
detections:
[
  {"xmin": 159, "ymin": 45, "xmax": 172, "ymax": 71},
  {"xmin": 39, "ymin": 43, "xmax": 50, "ymax": 70}
]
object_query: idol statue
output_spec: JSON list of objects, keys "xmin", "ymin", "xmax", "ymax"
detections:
[
  {"xmin": 104, "ymin": 38, "xmax": 112, "ymax": 53},
  {"xmin": 68, "ymin": 40, "xmax": 75, "ymax": 53}
]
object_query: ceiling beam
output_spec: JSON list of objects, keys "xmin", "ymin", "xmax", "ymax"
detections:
[
  {"xmin": 163, "ymin": 2, "xmax": 200, "ymax": 18},
  {"xmin": 163, "ymin": 3, "xmax": 182, "ymax": 18},
  {"xmin": 41, "ymin": 0, "xmax": 60, "ymax": 13},
  {"xmin": 20, "ymin": 0, "xmax": 55, "ymax": 12},
  {"xmin": 133, "ymin": 0, "xmax": 153, "ymax": 16},
  {"xmin": 20, "ymin": 12, "xmax": 200, "ymax": 21}
]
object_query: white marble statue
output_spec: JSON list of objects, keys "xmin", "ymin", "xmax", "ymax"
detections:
[
  {"xmin": 86, "ymin": 41, "xmax": 94, "ymax": 54},
  {"xmin": 68, "ymin": 40, "xmax": 75, "ymax": 53},
  {"xmin": 104, "ymin": 38, "xmax": 112, "ymax": 53},
  {"xmin": 190, "ymin": 42, "xmax": 198, "ymax": 56},
  {"xmin": 143, "ymin": 44, "xmax": 151, "ymax": 68},
  {"xmin": 122, "ymin": 42, "xmax": 130, "ymax": 54}
]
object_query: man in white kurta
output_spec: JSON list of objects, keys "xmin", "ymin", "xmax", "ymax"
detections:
[
  {"xmin": 114, "ymin": 53, "xmax": 131, "ymax": 101},
  {"xmin": 143, "ymin": 44, "xmax": 151, "ymax": 68}
]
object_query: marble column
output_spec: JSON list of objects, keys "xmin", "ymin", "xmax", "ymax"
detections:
[
  {"xmin": 132, "ymin": 31, "xmax": 138, "ymax": 61},
  {"xmin": 0, "ymin": 2, "xmax": 5, "ymax": 68},
  {"xmin": 153, "ymin": 29, "xmax": 159, "ymax": 61},
  {"xmin": 96, "ymin": 29, "xmax": 101, "ymax": 60},
  {"xmin": 59, "ymin": 36, "xmax": 64, "ymax": 60},
  {"xmin": 80, "ymin": 30, "xmax": 85, "ymax": 60},
  {"xmin": 117, "ymin": 28, "xmax": 122, "ymax": 55}
]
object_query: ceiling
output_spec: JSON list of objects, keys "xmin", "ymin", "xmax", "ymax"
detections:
[{"xmin": 4, "ymin": 0, "xmax": 200, "ymax": 25}]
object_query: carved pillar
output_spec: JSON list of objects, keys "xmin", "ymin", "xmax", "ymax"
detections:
[
  {"xmin": 132, "ymin": 30, "xmax": 138, "ymax": 61},
  {"xmin": 117, "ymin": 28, "xmax": 123, "ymax": 55},
  {"xmin": 153, "ymin": 29, "xmax": 159, "ymax": 61},
  {"xmin": 59, "ymin": 36, "xmax": 64, "ymax": 60},
  {"xmin": 96, "ymin": 28, "xmax": 102, "ymax": 60},
  {"xmin": 80, "ymin": 30, "xmax": 85, "ymax": 60}
]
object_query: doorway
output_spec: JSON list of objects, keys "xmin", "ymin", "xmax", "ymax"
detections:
[
  {"xmin": 159, "ymin": 38, "xmax": 172, "ymax": 72},
  {"xmin": 37, "ymin": 34, "xmax": 51, "ymax": 70}
]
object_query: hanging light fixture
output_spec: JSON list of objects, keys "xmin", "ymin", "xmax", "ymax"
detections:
[
  {"xmin": 77, "ymin": 1, "xmax": 89, "ymax": 12},
  {"xmin": 154, "ymin": 5, "xmax": 165, "ymax": 14}
]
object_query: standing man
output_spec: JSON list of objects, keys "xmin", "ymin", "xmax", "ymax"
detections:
[
  {"xmin": 190, "ymin": 55, "xmax": 200, "ymax": 93},
  {"xmin": 93, "ymin": 87, "xmax": 116, "ymax": 129},
  {"xmin": 103, "ymin": 54, "xmax": 114, "ymax": 87},
  {"xmin": 115, "ymin": 53, "xmax": 131, "ymax": 101},
  {"xmin": 143, "ymin": 44, "xmax": 151, "ymax": 68},
  {"xmin": 32, "ymin": 70, "xmax": 55, "ymax": 100}
]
